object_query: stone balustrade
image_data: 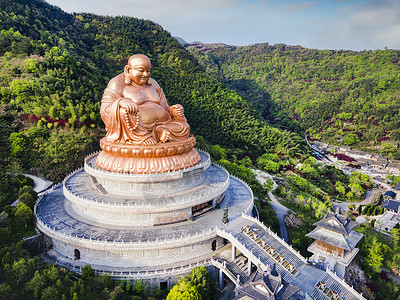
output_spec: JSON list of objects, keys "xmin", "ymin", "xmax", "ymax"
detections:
[
  {"xmin": 211, "ymin": 258, "xmax": 241, "ymax": 287},
  {"xmin": 56, "ymin": 258, "xmax": 212, "ymax": 279},
  {"xmin": 63, "ymin": 172, "xmax": 230, "ymax": 213},
  {"xmin": 216, "ymin": 227, "xmax": 268, "ymax": 273},
  {"xmin": 35, "ymin": 215, "xmax": 217, "ymax": 251},
  {"xmin": 84, "ymin": 149, "xmax": 211, "ymax": 182}
]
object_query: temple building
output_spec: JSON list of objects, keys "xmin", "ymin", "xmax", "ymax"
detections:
[
  {"xmin": 306, "ymin": 211, "xmax": 364, "ymax": 278},
  {"xmin": 34, "ymin": 54, "xmax": 366, "ymax": 299},
  {"xmin": 234, "ymin": 267, "xmax": 301, "ymax": 300}
]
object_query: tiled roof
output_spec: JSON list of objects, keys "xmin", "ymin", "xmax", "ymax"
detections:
[
  {"xmin": 384, "ymin": 191, "xmax": 396, "ymax": 198},
  {"xmin": 313, "ymin": 212, "xmax": 357, "ymax": 236},
  {"xmin": 381, "ymin": 199, "xmax": 400, "ymax": 212},
  {"xmin": 306, "ymin": 227, "xmax": 363, "ymax": 251},
  {"xmin": 235, "ymin": 268, "xmax": 301, "ymax": 300}
]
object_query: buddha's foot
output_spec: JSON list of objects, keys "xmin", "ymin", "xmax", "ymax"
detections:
[
  {"xmin": 159, "ymin": 129, "xmax": 170, "ymax": 143},
  {"xmin": 142, "ymin": 136, "xmax": 157, "ymax": 146}
]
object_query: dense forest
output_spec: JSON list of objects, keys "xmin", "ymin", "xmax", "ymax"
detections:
[
  {"xmin": 0, "ymin": 0, "xmax": 308, "ymax": 184},
  {"xmin": 2, "ymin": 0, "xmax": 399, "ymax": 299},
  {"xmin": 0, "ymin": 0, "xmax": 309, "ymax": 298},
  {"xmin": 186, "ymin": 43, "xmax": 400, "ymax": 157}
]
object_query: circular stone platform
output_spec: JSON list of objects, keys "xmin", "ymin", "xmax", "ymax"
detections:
[{"xmin": 35, "ymin": 167, "xmax": 253, "ymax": 273}]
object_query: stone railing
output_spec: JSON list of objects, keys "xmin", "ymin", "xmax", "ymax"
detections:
[
  {"xmin": 241, "ymin": 214, "xmax": 308, "ymax": 264},
  {"xmin": 63, "ymin": 173, "xmax": 230, "ymax": 212},
  {"xmin": 83, "ymin": 149, "xmax": 211, "ymax": 182},
  {"xmin": 35, "ymin": 217, "xmax": 217, "ymax": 250},
  {"xmin": 216, "ymin": 227, "xmax": 269, "ymax": 273},
  {"xmin": 57, "ymin": 258, "xmax": 212, "ymax": 279},
  {"xmin": 211, "ymin": 258, "xmax": 241, "ymax": 287},
  {"xmin": 326, "ymin": 269, "xmax": 365, "ymax": 300}
]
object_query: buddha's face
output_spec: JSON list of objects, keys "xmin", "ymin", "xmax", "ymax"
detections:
[{"xmin": 127, "ymin": 56, "xmax": 151, "ymax": 86}]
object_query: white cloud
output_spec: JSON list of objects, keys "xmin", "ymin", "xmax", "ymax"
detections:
[
  {"xmin": 317, "ymin": 0, "xmax": 400, "ymax": 49},
  {"xmin": 46, "ymin": 0, "xmax": 400, "ymax": 50}
]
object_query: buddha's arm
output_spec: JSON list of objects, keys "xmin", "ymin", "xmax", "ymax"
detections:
[
  {"xmin": 151, "ymin": 79, "xmax": 186, "ymax": 121},
  {"xmin": 102, "ymin": 76, "xmax": 138, "ymax": 115}
]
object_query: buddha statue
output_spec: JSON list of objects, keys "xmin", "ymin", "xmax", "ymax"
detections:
[
  {"xmin": 95, "ymin": 54, "xmax": 200, "ymax": 174},
  {"xmin": 100, "ymin": 54, "xmax": 190, "ymax": 146}
]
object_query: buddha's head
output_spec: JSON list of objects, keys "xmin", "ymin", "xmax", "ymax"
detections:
[{"xmin": 124, "ymin": 54, "xmax": 152, "ymax": 86}]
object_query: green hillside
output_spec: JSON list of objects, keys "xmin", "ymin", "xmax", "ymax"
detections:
[
  {"xmin": 186, "ymin": 43, "xmax": 400, "ymax": 156},
  {"xmin": 0, "ymin": 0, "xmax": 307, "ymax": 183}
]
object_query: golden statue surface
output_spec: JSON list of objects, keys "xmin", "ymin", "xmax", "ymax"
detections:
[{"xmin": 95, "ymin": 54, "xmax": 200, "ymax": 173}]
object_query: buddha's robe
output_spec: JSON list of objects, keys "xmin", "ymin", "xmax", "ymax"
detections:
[{"xmin": 100, "ymin": 74, "xmax": 190, "ymax": 145}]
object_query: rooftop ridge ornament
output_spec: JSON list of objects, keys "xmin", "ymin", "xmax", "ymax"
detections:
[{"xmin": 95, "ymin": 54, "xmax": 200, "ymax": 174}]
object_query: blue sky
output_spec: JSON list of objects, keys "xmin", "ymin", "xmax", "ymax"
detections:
[{"xmin": 45, "ymin": 0, "xmax": 400, "ymax": 50}]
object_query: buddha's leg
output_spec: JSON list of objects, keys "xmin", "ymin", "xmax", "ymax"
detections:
[
  {"xmin": 120, "ymin": 110, "xmax": 156, "ymax": 145},
  {"xmin": 154, "ymin": 120, "xmax": 190, "ymax": 142},
  {"xmin": 153, "ymin": 125, "xmax": 170, "ymax": 143}
]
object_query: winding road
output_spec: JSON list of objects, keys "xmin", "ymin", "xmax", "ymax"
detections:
[
  {"xmin": 268, "ymin": 191, "xmax": 290, "ymax": 243},
  {"xmin": 12, "ymin": 174, "xmax": 53, "ymax": 206},
  {"xmin": 253, "ymin": 169, "xmax": 291, "ymax": 243}
]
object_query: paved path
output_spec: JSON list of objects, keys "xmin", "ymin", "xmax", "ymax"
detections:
[
  {"xmin": 252, "ymin": 169, "xmax": 290, "ymax": 243},
  {"xmin": 12, "ymin": 173, "xmax": 53, "ymax": 206},
  {"xmin": 24, "ymin": 173, "xmax": 53, "ymax": 194},
  {"xmin": 268, "ymin": 191, "xmax": 290, "ymax": 243}
]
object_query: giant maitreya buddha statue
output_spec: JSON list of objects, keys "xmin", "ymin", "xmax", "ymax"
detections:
[{"xmin": 95, "ymin": 54, "xmax": 200, "ymax": 173}]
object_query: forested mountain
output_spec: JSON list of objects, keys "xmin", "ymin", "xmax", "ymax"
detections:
[
  {"xmin": 0, "ymin": 1, "xmax": 307, "ymax": 298},
  {"xmin": 186, "ymin": 43, "xmax": 400, "ymax": 155},
  {"xmin": 0, "ymin": 0, "xmax": 307, "ymax": 184}
]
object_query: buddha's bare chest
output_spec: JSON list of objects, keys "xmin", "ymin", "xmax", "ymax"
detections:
[{"xmin": 122, "ymin": 86, "xmax": 160, "ymax": 105}]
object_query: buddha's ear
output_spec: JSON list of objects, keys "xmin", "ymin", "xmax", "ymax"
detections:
[{"xmin": 124, "ymin": 65, "xmax": 131, "ymax": 85}]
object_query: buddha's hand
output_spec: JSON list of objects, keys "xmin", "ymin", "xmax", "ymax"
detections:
[
  {"xmin": 119, "ymin": 98, "xmax": 138, "ymax": 114},
  {"xmin": 170, "ymin": 104, "xmax": 187, "ymax": 122}
]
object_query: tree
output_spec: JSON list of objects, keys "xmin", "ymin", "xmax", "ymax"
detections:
[
  {"xmin": 132, "ymin": 279, "xmax": 144, "ymax": 295},
  {"xmin": 166, "ymin": 281, "xmax": 201, "ymax": 300},
  {"xmin": 344, "ymin": 261, "xmax": 366, "ymax": 294},
  {"xmin": 263, "ymin": 178, "xmax": 275, "ymax": 193},
  {"xmin": 344, "ymin": 133, "xmax": 360, "ymax": 146},
  {"xmin": 239, "ymin": 156, "xmax": 252, "ymax": 167},
  {"xmin": 18, "ymin": 192, "xmax": 36, "ymax": 208},
  {"xmin": 81, "ymin": 264, "xmax": 94, "ymax": 281},
  {"xmin": 41, "ymin": 286, "xmax": 60, "ymax": 300},
  {"xmin": 335, "ymin": 181, "xmax": 346, "ymax": 196},
  {"xmin": 26, "ymin": 271, "xmax": 47, "ymax": 298},
  {"xmin": 211, "ymin": 145, "xmax": 226, "ymax": 160},
  {"xmin": 391, "ymin": 228, "xmax": 400, "ymax": 251},
  {"xmin": 366, "ymin": 236, "xmax": 383, "ymax": 274},
  {"xmin": 8, "ymin": 132, "xmax": 28, "ymax": 157},
  {"xmin": 99, "ymin": 274, "xmax": 112, "ymax": 288},
  {"xmin": 12, "ymin": 258, "xmax": 29, "ymax": 285},
  {"xmin": 183, "ymin": 267, "xmax": 218, "ymax": 300},
  {"xmin": 15, "ymin": 203, "xmax": 33, "ymax": 227},
  {"xmin": 345, "ymin": 191, "xmax": 354, "ymax": 201},
  {"xmin": 19, "ymin": 185, "xmax": 38, "ymax": 199}
]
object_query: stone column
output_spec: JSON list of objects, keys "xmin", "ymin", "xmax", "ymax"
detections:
[
  {"xmin": 219, "ymin": 268, "xmax": 224, "ymax": 289},
  {"xmin": 232, "ymin": 245, "xmax": 236, "ymax": 260},
  {"xmin": 248, "ymin": 260, "xmax": 252, "ymax": 276}
]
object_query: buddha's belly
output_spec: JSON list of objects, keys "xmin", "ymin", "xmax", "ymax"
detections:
[{"xmin": 138, "ymin": 102, "xmax": 171, "ymax": 127}]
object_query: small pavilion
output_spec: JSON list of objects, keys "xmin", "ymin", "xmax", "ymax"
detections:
[{"xmin": 306, "ymin": 211, "xmax": 363, "ymax": 278}]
